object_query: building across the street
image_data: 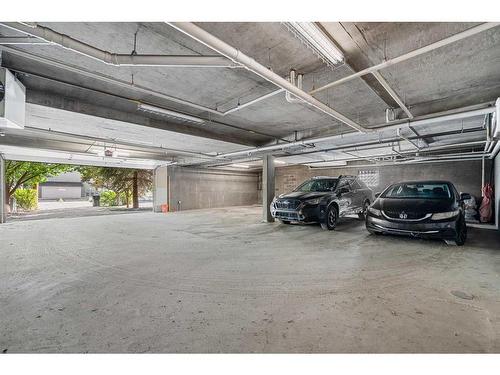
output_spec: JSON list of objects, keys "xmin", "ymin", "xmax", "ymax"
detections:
[{"xmin": 38, "ymin": 172, "xmax": 92, "ymax": 200}]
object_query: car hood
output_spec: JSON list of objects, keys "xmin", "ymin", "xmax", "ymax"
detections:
[
  {"xmin": 374, "ymin": 198, "xmax": 454, "ymax": 213},
  {"xmin": 278, "ymin": 191, "xmax": 329, "ymax": 201}
]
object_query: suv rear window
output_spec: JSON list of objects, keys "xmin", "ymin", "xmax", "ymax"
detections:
[
  {"xmin": 382, "ymin": 182, "xmax": 451, "ymax": 199},
  {"xmin": 295, "ymin": 179, "xmax": 338, "ymax": 192}
]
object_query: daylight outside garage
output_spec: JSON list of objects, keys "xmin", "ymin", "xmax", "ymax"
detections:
[{"xmin": 1, "ymin": 4, "xmax": 500, "ymax": 370}]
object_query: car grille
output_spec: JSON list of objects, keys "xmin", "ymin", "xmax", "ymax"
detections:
[
  {"xmin": 383, "ymin": 210, "xmax": 428, "ymax": 220},
  {"xmin": 275, "ymin": 199, "xmax": 301, "ymax": 210},
  {"xmin": 275, "ymin": 211, "xmax": 300, "ymax": 220}
]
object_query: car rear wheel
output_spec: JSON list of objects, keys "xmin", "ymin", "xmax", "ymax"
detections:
[
  {"xmin": 280, "ymin": 220, "xmax": 291, "ymax": 225},
  {"xmin": 358, "ymin": 200, "xmax": 370, "ymax": 220},
  {"xmin": 453, "ymin": 218, "xmax": 467, "ymax": 246},
  {"xmin": 321, "ymin": 205, "xmax": 338, "ymax": 230}
]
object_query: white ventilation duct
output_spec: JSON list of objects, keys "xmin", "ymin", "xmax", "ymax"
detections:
[{"xmin": 0, "ymin": 68, "xmax": 25, "ymax": 129}]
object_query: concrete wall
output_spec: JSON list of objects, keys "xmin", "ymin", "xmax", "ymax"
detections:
[
  {"xmin": 154, "ymin": 160, "xmax": 488, "ymax": 213},
  {"xmin": 275, "ymin": 160, "xmax": 486, "ymax": 199},
  {"xmin": 165, "ymin": 166, "xmax": 259, "ymax": 211}
]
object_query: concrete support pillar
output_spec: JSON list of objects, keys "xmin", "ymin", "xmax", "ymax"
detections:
[
  {"xmin": 0, "ymin": 154, "xmax": 6, "ymax": 224},
  {"xmin": 262, "ymin": 154, "xmax": 275, "ymax": 222},
  {"xmin": 153, "ymin": 165, "xmax": 170, "ymax": 213}
]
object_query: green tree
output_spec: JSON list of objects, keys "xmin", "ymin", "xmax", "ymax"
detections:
[
  {"xmin": 77, "ymin": 167, "xmax": 152, "ymax": 208},
  {"xmin": 4, "ymin": 161, "xmax": 74, "ymax": 210},
  {"xmin": 14, "ymin": 188, "xmax": 38, "ymax": 211}
]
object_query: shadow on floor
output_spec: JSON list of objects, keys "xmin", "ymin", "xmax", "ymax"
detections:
[
  {"xmin": 277, "ymin": 215, "xmax": 500, "ymax": 248},
  {"xmin": 7, "ymin": 206, "xmax": 153, "ymax": 222}
]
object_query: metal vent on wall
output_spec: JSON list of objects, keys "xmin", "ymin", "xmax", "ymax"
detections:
[{"xmin": 358, "ymin": 170, "xmax": 379, "ymax": 188}]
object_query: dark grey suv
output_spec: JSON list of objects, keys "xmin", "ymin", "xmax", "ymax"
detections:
[{"xmin": 270, "ymin": 175, "xmax": 373, "ymax": 230}]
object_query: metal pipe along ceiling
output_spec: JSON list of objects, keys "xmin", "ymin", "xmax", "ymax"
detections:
[
  {"xmin": 212, "ymin": 105, "xmax": 497, "ymax": 159},
  {"xmin": 0, "ymin": 45, "xmax": 224, "ymax": 116},
  {"xmin": 307, "ymin": 157, "xmax": 489, "ymax": 170},
  {"xmin": 167, "ymin": 22, "xmax": 368, "ymax": 133},
  {"xmin": 0, "ymin": 41, "xmax": 282, "ymax": 119},
  {"xmin": 309, "ymin": 22, "xmax": 500, "ymax": 95},
  {"xmin": 0, "ymin": 22, "xmax": 240, "ymax": 68}
]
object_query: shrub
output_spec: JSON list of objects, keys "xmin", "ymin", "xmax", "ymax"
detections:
[
  {"xmin": 14, "ymin": 189, "xmax": 38, "ymax": 211},
  {"xmin": 100, "ymin": 190, "xmax": 118, "ymax": 206}
]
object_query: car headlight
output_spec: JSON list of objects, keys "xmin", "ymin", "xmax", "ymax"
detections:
[
  {"xmin": 431, "ymin": 210, "xmax": 460, "ymax": 220},
  {"xmin": 270, "ymin": 199, "xmax": 276, "ymax": 214},
  {"xmin": 304, "ymin": 198, "xmax": 320, "ymax": 205},
  {"xmin": 367, "ymin": 207, "xmax": 381, "ymax": 216}
]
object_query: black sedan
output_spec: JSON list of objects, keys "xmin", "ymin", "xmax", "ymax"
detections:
[
  {"xmin": 270, "ymin": 175, "xmax": 373, "ymax": 230},
  {"xmin": 365, "ymin": 180, "xmax": 470, "ymax": 245}
]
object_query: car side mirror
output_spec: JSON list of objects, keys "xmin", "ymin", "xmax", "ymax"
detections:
[
  {"xmin": 338, "ymin": 187, "xmax": 349, "ymax": 195},
  {"xmin": 460, "ymin": 192, "xmax": 471, "ymax": 201},
  {"xmin": 374, "ymin": 192, "xmax": 381, "ymax": 198}
]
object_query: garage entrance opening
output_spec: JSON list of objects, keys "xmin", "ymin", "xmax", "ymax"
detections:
[{"xmin": 3, "ymin": 160, "xmax": 153, "ymax": 222}]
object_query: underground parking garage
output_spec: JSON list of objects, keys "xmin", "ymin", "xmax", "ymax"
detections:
[{"xmin": 1, "ymin": 19, "xmax": 500, "ymax": 356}]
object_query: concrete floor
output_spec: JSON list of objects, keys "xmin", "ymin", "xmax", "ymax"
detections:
[
  {"xmin": 0, "ymin": 205, "xmax": 499, "ymax": 353},
  {"xmin": 8, "ymin": 205, "xmax": 152, "ymax": 222}
]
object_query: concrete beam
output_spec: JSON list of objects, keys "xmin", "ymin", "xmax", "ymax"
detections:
[
  {"xmin": 0, "ymin": 154, "xmax": 6, "ymax": 223},
  {"xmin": 0, "ymin": 36, "xmax": 49, "ymax": 45},
  {"xmin": 318, "ymin": 22, "xmax": 401, "ymax": 109},
  {"xmin": 262, "ymin": 154, "xmax": 275, "ymax": 222},
  {"xmin": 310, "ymin": 22, "xmax": 500, "ymax": 95}
]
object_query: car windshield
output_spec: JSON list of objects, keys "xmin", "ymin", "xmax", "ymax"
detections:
[
  {"xmin": 382, "ymin": 182, "xmax": 452, "ymax": 199},
  {"xmin": 295, "ymin": 179, "xmax": 338, "ymax": 192}
]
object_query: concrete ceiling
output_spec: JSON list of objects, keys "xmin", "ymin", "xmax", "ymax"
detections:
[{"xmin": 1, "ymin": 22, "xmax": 499, "ymax": 167}]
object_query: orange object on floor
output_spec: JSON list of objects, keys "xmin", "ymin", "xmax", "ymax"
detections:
[{"xmin": 161, "ymin": 204, "xmax": 169, "ymax": 213}]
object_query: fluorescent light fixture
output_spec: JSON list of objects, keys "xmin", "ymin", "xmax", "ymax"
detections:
[
  {"xmin": 231, "ymin": 163, "xmax": 250, "ymax": 169},
  {"xmin": 283, "ymin": 22, "xmax": 344, "ymax": 67},
  {"xmin": 137, "ymin": 103, "xmax": 205, "ymax": 124},
  {"xmin": 307, "ymin": 160, "xmax": 347, "ymax": 167},
  {"xmin": 274, "ymin": 159, "xmax": 286, "ymax": 164}
]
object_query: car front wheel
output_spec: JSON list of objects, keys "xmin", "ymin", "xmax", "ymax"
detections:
[
  {"xmin": 358, "ymin": 200, "xmax": 370, "ymax": 220},
  {"xmin": 453, "ymin": 218, "xmax": 467, "ymax": 246},
  {"xmin": 321, "ymin": 205, "xmax": 338, "ymax": 230}
]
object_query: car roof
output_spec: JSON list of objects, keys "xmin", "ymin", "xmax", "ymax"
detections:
[
  {"xmin": 311, "ymin": 175, "xmax": 355, "ymax": 180},
  {"xmin": 392, "ymin": 180, "xmax": 452, "ymax": 185}
]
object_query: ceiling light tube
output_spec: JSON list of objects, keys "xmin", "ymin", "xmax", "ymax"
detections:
[
  {"xmin": 137, "ymin": 103, "xmax": 205, "ymax": 124},
  {"xmin": 231, "ymin": 163, "xmax": 250, "ymax": 169},
  {"xmin": 284, "ymin": 22, "xmax": 344, "ymax": 66}
]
